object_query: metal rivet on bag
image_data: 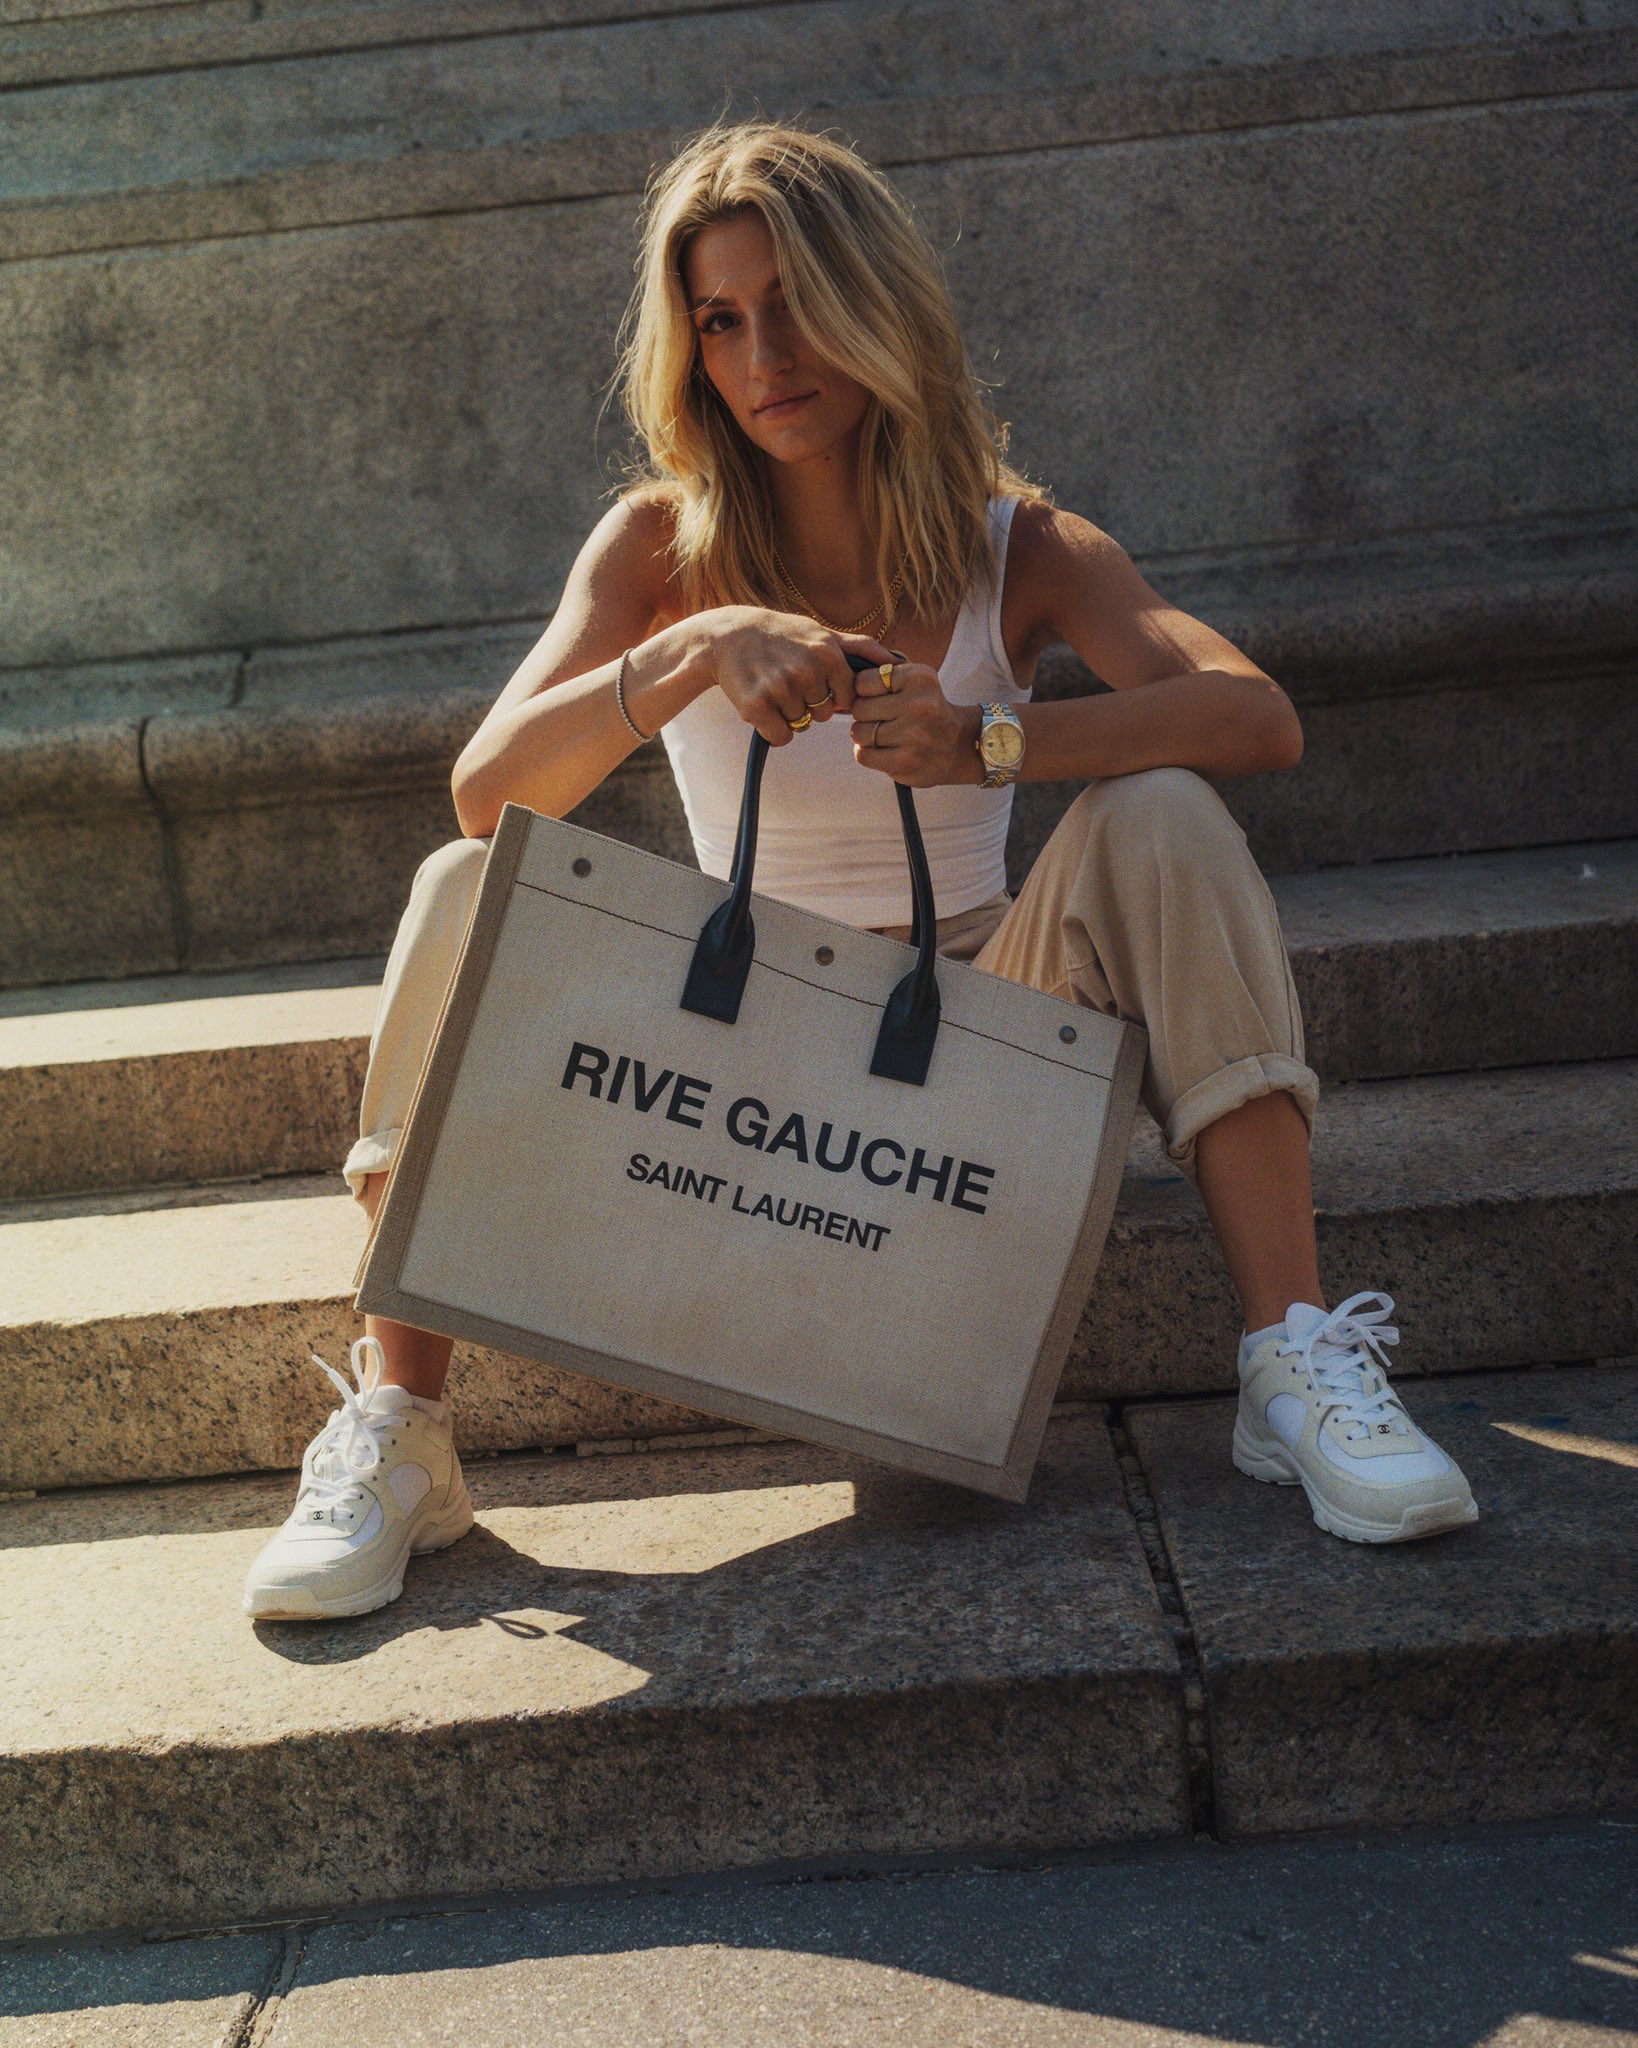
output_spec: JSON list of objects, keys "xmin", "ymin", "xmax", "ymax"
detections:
[
  {"xmin": 815, "ymin": 946, "xmax": 835, "ymax": 966},
  {"xmin": 572, "ymin": 857, "xmax": 592, "ymax": 877},
  {"xmin": 1059, "ymin": 1025, "xmax": 1078, "ymax": 1044}
]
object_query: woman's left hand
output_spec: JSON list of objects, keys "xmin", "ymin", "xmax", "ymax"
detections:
[{"xmin": 849, "ymin": 655, "xmax": 979, "ymax": 787}]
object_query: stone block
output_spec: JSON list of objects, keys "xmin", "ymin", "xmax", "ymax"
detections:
[
  {"xmin": 1139, "ymin": 508, "xmax": 1638, "ymax": 702},
  {"xmin": 7, "ymin": 0, "xmax": 1630, "ymax": 240},
  {"xmin": 924, "ymin": 94, "xmax": 1638, "ymax": 563},
  {"xmin": 137, "ymin": 640, "xmax": 497, "ymax": 967},
  {"xmin": 0, "ymin": 204, "xmax": 634, "ymax": 667},
  {"xmin": 2, "ymin": 76, "xmax": 1632, "ymax": 675},
  {"xmin": 1010, "ymin": 668, "xmax": 1638, "ymax": 880},
  {"xmin": 0, "ymin": 960, "xmax": 380, "ymax": 1201},
  {"xmin": 129, "ymin": 626, "xmax": 690, "ymax": 969},
  {"xmin": 1069, "ymin": 1061, "xmax": 1638, "ymax": 1404},
  {"xmin": 0, "ymin": 653, "xmax": 238, "ymax": 988},
  {"xmin": 0, "ymin": 1415, "xmax": 1186, "ymax": 1937},
  {"xmin": 164, "ymin": 783, "xmax": 466, "ymax": 970},
  {"xmin": 0, "ymin": 804, "xmax": 176, "ymax": 988},
  {"xmin": 0, "ymin": 0, "xmax": 756, "ymax": 91},
  {"xmin": 1276, "ymin": 839, "xmax": 1638, "ymax": 1081},
  {"xmin": 0, "ymin": 800, "xmax": 171, "ymax": 997},
  {"xmin": 1127, "ymin": 1363, "xmax": 1638, "ymax": 1835}
]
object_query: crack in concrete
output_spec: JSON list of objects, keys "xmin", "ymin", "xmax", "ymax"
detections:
[
  {"xmin": 1107, "ymin": 1407, "xmax": 1217, "ymax": 1840},
  {"xmin": 223, "ymin": 1921, "xmax": 305, "ymax": 2048}
]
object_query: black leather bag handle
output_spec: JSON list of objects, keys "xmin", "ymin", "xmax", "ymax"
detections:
[{"xmin": 680, "ymin": 652, "xmax": 942, "ymax": 1085}]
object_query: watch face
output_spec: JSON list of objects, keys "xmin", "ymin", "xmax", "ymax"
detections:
[{"xmin": 982, "ymin": 719, "xmax": 1025, "ymax": 768}]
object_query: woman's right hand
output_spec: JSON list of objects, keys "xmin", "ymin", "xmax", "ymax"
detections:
[{"xmin": 706, "ymin": 607, "xmax": 901, "ymax": 746}]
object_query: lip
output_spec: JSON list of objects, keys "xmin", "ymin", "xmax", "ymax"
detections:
[{"xmin": 754, "ymin": 391, "xmax": 817, "ymax": 417}]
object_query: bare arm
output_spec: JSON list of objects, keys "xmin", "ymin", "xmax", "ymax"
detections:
[
  {"xmin": 451, "ymin": 497, "xmax": 690, "ymax": 837},
  {"xmin": 850, "ymin": 506, "xmax": 1304, "ymax": 787},
  {"xmin": 453, "ymin": 494, "xmax": 899, "ymax": 838}
]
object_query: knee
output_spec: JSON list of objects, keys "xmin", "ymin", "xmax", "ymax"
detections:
[
  {"xmin": 1071, "ymin": 767, "xmax": 1246, "ymax": 870},
  {"xmin": 410, "ymin": 835, "xmax": 490, "ymax": 902}
]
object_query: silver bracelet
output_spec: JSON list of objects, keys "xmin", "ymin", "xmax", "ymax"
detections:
[{"xmin": 614, "ymin": 647, "xmax": 648, "ymax": 742}]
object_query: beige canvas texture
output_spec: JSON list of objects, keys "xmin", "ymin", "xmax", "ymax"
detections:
[{"xmin": 371, "ymin": 813, "xmax": 1136, "ymax": 1480}]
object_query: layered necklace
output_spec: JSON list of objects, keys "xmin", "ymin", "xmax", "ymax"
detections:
[{"xmin": 771, "ymin": 544, "xmax": 907, "ymax": 640}]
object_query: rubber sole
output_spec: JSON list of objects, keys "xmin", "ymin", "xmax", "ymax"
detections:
[
  {"xmin": 244, "ymin": 1482, "xmax": 476, "ymax": 1621},
  {"xmin": 1232, "ymin": 1420, "xmax": 1478, "ymax": 1545}
]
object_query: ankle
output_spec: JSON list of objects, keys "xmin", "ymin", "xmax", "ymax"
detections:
[
  {"xmin": 378, "ymin": 1369, "xmax": 449, "ymax": 1409},
  {"xmin": 362, "ymin": 1316, "xmax": 453, "ymax": 1405}
]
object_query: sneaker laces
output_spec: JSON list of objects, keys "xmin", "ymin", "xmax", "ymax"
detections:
[
  {"xmin": 299, "ymin": 1336, "xmax": 399, "ymax": 1523},
  {"xmin": 1279, "ymin": 1291, "xmax": 1411, "ymax": 1441}
]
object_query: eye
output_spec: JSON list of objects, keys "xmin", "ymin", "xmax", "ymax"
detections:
[{"xmin": 696, "ymin": 309, "xmax": 736, "ymax": 337}]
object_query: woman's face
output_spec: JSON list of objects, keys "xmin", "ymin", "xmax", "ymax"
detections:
[{"xmin": 683, "ymin": 211, "xmax": 872, "ymax": 467}]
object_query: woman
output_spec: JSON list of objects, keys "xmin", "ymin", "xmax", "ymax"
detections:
[{"xmin": 243, "ymin": 120, "xmax": 1476, "ymax": 1622}]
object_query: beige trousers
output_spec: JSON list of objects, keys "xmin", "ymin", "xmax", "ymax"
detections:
[{"xmin": 343, "ymin": 766, "xmax": 1317, "ymax": 1202}]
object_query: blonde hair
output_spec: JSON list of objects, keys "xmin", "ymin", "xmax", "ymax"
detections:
[{"xmin": 613, "ymin": 117, "xmax": 1049, "ymax": 621}]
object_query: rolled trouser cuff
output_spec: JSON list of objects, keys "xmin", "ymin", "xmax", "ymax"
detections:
[
  {"xmin": 343, "ymin": 1129, "xmax": 400, "ymax": 1204},
  {"xmin": 1164, "ymin": 1053, "xmax": 1320, "ymax": 1183}
]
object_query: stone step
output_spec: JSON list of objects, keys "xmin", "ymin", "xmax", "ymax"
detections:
[
  {"xmin": 3, "ymin": 1365, "xmax": 1632, "ymax": 1941},
  {"xmin": 1055, "ymin": 658, "xmax": 1638, "ymax": 885},
  {"xmin": 0, "ymin": 1412, "xmax": 1189, "ymax": 1939},
  {"xmin": 11, "ymin": 637, "xmax": 1637, "ymax": 990},
  {"xmin": 3, "ymin": 1059, "xmax": 1633, "ymax": 1493},
  {"xmin": 1269, "ymin": 837, "xmax": 1638, "ymax": 1082},
  {"xmin": 5, "ymin": 838, "xmax": 1633, "ymax": 1206},
  {"xmin": 1125, "ymin": 1362, "xmax": 1638, "ymax": 1840},
  {"xmin": 0, "ymin": 955, "xmax": 383, "ymax": 1202}
]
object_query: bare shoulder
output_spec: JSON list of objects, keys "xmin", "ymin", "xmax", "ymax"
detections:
[
  {"xmin": 1007, "ymin": 500, "xmax": 1125, "ymax": 586},
  {"xmin": 575, "ymin": 485, "xmax": 682, "ymax": 628},
  {"xmin": 1001, "ymin": 499, "xmax": 1126, "ymax": 675},
  {"xmin": 1007, "ymin": 498, "xmax": 1274, "ymax": 689}
]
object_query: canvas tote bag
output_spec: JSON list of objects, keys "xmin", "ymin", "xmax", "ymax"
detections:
[{"xmin": 357, "ymin": 679, "xmax": 1145, "ymax": 1500}]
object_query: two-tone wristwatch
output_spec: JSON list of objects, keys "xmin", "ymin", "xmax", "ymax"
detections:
[{"xmin": 975, "ymin": 701, "xmax": 1026, "ymax": 787}]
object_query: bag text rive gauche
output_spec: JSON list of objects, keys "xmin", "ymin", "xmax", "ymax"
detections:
[{"xmin": 561, "ymin": 1034, "xmax": 998, "ymax": 1213}]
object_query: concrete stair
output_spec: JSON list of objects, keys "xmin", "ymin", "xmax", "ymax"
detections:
[
  {"xmin": 0, "ymin": 956, "xmax": 383, "ymax": 1203},
  {"xmin": 6, "ymin": 845, "xmax": 1632, "ymax": 1945},
  {"xmin": 2, "ymin": 1373, "xmax": 1634, "ymax": 1941}
]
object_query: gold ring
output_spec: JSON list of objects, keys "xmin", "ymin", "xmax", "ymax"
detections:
[
  {"xmin": 878, "ymin": 663, "xmax": 896, "ymax": 692},
  {"xmin": 872, "ymin": 720, "xmax": 884, "ymax": 746},
  {"xmin": 803, "ymin": 688, "xmax": 834, "ymax": 710},
  {"xmin": 789, "ymin": 709, "xmax": 813, "ymax": 733}
]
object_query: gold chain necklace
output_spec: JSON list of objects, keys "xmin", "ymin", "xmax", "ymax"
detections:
[{"xmin": 771, "ymin": 545, "xmax": 906, "ymax": 638}]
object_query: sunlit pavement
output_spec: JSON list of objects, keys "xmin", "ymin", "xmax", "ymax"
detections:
[{"xmin": 3, "ymin": 1819, "xmax": 1635, "ymax": 2047}]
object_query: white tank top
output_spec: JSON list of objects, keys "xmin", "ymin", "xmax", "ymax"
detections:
[{"xmin": 660, "ymin": 495, "xmax": 1028, "ymax": 929}]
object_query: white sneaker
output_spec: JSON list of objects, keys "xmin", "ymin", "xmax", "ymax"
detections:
[
  {"xmin": 1233, "ymin": 1292, "xmax": 1479, "ymax": 1544},
  {"xmin": 243, "ymin": 1337, "xmax": 474, "ymax": 1620}
]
